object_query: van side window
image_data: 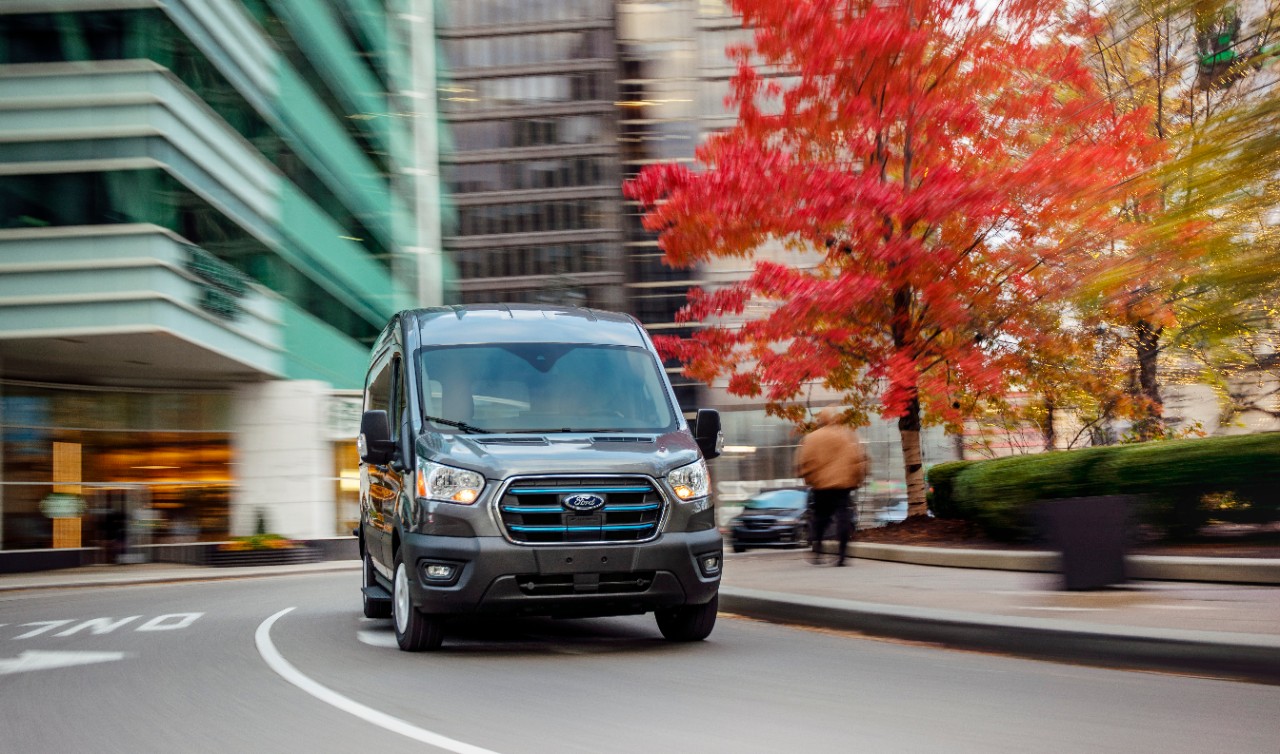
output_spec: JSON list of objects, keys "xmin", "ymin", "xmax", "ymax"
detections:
[
  {"xmin": 392, "ymin": 356, "xmax": 407, "ymax": 439},
  {"xmin": 366, "ymin": 359, "xmax": 391, "ymax": 414}
]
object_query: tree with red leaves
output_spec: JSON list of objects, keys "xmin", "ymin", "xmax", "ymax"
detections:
[{"xmin": 625, "ymin": 0, "xmax": 1155, "ymax": 517}]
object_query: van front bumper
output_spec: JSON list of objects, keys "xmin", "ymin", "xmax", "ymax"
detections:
[{"xmin": 399, "ymin": 529, "xmax": 722, "ymax": 618}]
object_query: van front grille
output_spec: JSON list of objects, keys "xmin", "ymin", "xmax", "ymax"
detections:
[{"xmin": 497, "ymin": 476, "xmax": 665, "ymax": 544}]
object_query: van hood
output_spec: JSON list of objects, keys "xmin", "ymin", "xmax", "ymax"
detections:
[{"xmin": 416, "ymin": 430, "xmax": 702, "ymax": 481}]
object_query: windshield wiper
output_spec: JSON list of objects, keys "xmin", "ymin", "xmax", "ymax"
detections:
[
  {"xmin": 510, "ymin": 428, "xmax": 622, "ymax": 434},
  {"xmin": 424, "ymin": 415, "xmax": 487, "ymax": 434}
]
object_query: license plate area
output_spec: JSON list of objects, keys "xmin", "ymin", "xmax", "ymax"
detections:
[
  {"xmin": 565, "ymin": 513, "xmax": 603, "ymax": 542},
  {"xmin": 534, "ymin": 545, "xmax": 639, "ymax": 574}
]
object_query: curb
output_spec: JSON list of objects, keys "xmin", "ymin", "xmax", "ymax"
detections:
[
  {"xmin": 849, "ymin": 542, "xmax": 1280, "ymax": 585},
  {"xmin": 0, "ymin": 561, "xmax": 360, "ymax": 593},
  {"xmin": 720, "ymin": 586, "xmax": 1280, "ymax": 685}
]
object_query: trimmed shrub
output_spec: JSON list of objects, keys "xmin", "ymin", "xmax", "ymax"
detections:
[
  {"xmin": 1101, "ymin": 433, "xmax": 1280, "ymax": 537},
  {"xmin": 950, "ymin": 446, "xmax": 1115, "ymax": 541},
  {"xmin": 940, "ymin": 432, "xmax": 1280, "ymax": 541},
  {"xmin": 926, "ymin": 460, "xmax": 978, "ymax": 519}
]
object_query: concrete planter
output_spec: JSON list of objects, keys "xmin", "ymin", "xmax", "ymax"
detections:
[{"xmin": 205, "ymin": 546, "xmax": 318, "ymax": 568}]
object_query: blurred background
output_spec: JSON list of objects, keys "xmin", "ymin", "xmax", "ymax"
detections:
[{"xmin": 1, "ymin": 0, "xmax": 1274, "ymax": 553}]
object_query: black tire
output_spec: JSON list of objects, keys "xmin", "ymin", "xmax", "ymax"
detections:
[
  {"xmin": 731, "ymin": 541, "xmax": 746, "ymax": 554},
  {"xmin": 393, "ymin": 552, "xmax": 445, "ymax": 652},
  {"xmin": 655, "ymin": 592, "xmax": 718, "ymax": 642},
  {"xmin": 362, "ymin": 547, "xmax": 391, "ymax": 619}
]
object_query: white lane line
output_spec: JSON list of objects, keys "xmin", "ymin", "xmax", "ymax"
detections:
[
  {"xmin": 356, "ymin": 629, "xmax": 398, "ymax": 649},
  {"xmin": 255, "ymin": 608, "xmax": 503, "ymax": 754}
]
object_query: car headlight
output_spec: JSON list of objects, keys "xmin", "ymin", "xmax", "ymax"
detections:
[
  {"xmin": 416, "ymin": 458, "xmax": 484, "ymax": 504},
  {"xmin": 668, "ymin": 459, "xmax": 709, "ymax": 501}
]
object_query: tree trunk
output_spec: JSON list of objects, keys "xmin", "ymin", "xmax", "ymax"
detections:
[
  {"xmin": 899, "ymin": 396, "xmax": 928, "ymax": 518},
  {"xmin": 890, "ymin": 284, "xmax": 927, "ymax": 517},
  {"xmin": 1043, "ymin": 396, "xmax": 1056, "ymax": 451},
  {"xmin": 1133, "ymin": 319, "xmax": 1164, "ymax": 440}
]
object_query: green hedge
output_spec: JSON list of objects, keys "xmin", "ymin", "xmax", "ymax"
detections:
[
  {"xmin": 927, "ymin": 432, "xmax": 1280, "ymax": 541},
  {"xmin": 925, "ymin": 460, "xmax": 978, "ymax": 519}
]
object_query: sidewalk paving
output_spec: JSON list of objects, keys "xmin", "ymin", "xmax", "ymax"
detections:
[
  {"xmin": 2, "ymin": 546, "xmax": 1277, "ymax": 683},
  {"xmin": 722, "ymin": 550, "xmax": 1280, "ymax": 636},
  {"xmin": 720, "ymin": 548, "xmax": 1280, "ymax": 684}
]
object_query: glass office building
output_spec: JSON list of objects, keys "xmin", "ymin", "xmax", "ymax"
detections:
[{"xmin": 0, "ymin": 1, "xmax": 441, "ymax": 549}]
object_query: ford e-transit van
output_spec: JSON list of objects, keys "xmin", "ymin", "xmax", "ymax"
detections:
[{"xmin": 357, "ymin": 305, "xmax": 723, "ymax": 651}]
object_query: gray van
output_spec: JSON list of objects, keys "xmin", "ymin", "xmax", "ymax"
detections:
[{"xmin": 357, "ymin": 304, "xmax": 724, "ymax": 651}]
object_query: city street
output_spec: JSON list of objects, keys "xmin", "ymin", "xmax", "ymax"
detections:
[{"xmin": 2, "ymin": 572, "xmax": 1277, "ymax": 753}]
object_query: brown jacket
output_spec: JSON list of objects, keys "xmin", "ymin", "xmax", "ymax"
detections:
[{"xmin": 795, "ymin": 410, "xmax": 870, "ymax": 491}]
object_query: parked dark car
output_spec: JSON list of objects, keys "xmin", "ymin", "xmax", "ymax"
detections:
[
  {"xmin": 728, "ymin": 488, "xmax": 810, "ymax": 553},
  {"xmin": 874, "ymin": 495, "xmax": 909, "ymax": 526}
]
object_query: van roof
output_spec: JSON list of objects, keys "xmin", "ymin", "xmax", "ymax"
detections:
[{"xmin": 403, "ymin": 304, "xmax": 649, "ymax": 347}]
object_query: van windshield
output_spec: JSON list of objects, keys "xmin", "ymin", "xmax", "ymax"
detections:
[{"xmin": 416, "ymin": 343, "xmax": 678, "ymax": 434}]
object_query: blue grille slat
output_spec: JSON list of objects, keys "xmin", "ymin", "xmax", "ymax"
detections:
[{"xmin": 509, "ymin": 523, "xmax": 656, "ymax": 532}]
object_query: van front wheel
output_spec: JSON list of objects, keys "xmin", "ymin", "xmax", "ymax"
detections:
[
  {"xmin": 655, "ymin": 593, "xmax": 718, "ymax": 642},
  {"xmin": 393, "ymin": 554, "xmax": 445, "ymax": 651}
]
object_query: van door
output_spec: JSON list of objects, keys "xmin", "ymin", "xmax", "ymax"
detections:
[
  {"xmin": 362, "ymin": 356, "xmax": 399, "ymax": 576},
  {"xmin": 382, "ymin": 354, "xmax": 409, "ymax": 566}
]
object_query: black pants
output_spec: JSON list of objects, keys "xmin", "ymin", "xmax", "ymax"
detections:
[{"xmin": 809, "ymin": 488, "xmax": 853, "ymax": 563}]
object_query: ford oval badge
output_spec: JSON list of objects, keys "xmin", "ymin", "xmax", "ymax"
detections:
[{"xmin": 563, "ymin": 493, "xmax": 606, "ymax": 512}]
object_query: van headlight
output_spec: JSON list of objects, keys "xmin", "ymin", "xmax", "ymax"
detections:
[
  {"xmin": 668, "ymin": 459, "xmax": 709, "ymax": 501},
  {"xmin": 416, "ymin": 458, "xmax": 485, "ymax": 504}
]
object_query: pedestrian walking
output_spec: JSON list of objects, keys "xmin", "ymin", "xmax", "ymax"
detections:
[{"xmin": 794, "ymin": 407, "xmax": 870, "ymax": 566}]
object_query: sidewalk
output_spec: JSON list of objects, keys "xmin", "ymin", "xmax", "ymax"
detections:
[
  {"xmin": 720, "ymin": 548, "xmax": 1280, "ymax": 684},
  {"xmin": 2, "ymin": 546, "xmax": 1277, "ymax": 683}
]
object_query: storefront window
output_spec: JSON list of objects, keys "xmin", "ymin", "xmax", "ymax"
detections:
[
  {"xmin": 333, "ymin": 442, "xmax": 359, "ymax": 537},
  {"xmin": 1, "ymin": 383, "xmax": 234, "ymax": 550}
]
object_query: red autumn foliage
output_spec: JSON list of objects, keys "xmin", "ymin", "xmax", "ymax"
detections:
[{"xmin": 625, "ymin": 0, "xmax": 1157, "ymax": 514}]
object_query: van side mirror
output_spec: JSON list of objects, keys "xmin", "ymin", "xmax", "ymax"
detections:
[
  {"xmin": 693, "ymin": 408, "xmax": 723, "ymax": 460},
  {"xmin": 358, "ymin": 410, "xmax": 396, "ymax": 465}
]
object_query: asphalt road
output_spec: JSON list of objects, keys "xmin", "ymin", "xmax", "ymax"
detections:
[{"xmin": 2, "ymin": 572, "xmax": 1277, "ymax": 754}]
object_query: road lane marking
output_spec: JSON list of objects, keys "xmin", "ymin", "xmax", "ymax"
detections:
[
  {"xmin": 356, "ymin": 629, "xmax": 398, "ymax": 649},
  {"xmin": 256, "ymin": 608, "xmax": 503, "ymax": 754},
  {"xmin": 10, "ymin": 613, "xmax": 204, "ymax": 639},
  {"xmin": 136, "ymin": 613, "xmax": 204, "ymax": 631},
  {"xmin": 55, "ymin": 616, "xmax": 141, "ymax": 637},
  {"xmin": 0, "ymin": 649, "xmax": 126, "ymax": 676},
  {"xmin": 13, "ymin": 620, "xmax": 74, "ymax": 639}
]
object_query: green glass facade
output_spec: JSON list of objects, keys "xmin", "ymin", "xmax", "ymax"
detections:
[
  {"xmin": 0, "ymin": 4, "xmax": 421, "ymax": 376},
  {"xmin": 0, "ymin": 1, "xmax": 441, "ymax": 548}
]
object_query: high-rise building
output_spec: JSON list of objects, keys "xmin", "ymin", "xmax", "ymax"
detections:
[
  {"xmin": 0, "ymin": 1, "xmax": 441, "ymax": 550},
  {"xmin": 437, "ymin": 0, "xmax": 627, "ymax": 311},
  {"xmin": 616, "ymin": 0, "xmax": 703, "ymax": 411}
]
